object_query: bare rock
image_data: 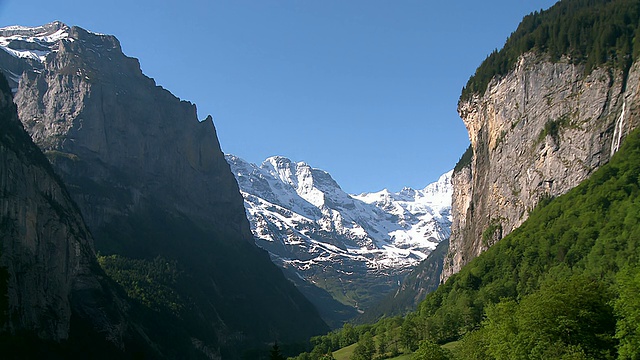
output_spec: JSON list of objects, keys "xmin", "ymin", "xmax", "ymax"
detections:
[{"xmin": 442, "ymin": 54, "xmax": 640, "ymax": 281}]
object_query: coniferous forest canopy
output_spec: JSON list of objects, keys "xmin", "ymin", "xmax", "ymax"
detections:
[
  {"xmin": 289, "ymin": 0, "xmax": 640, "ymax": 358},
  {"xmin": 460, "ymin": 0, "xmax": 640, "ymax": 103}
]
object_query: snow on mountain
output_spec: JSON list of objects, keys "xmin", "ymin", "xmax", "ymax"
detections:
[
  {"xmin": 0, "ymin": 21, "xmax": 70, "ymax": 62},
  {"xmin": 226, "ymin": 154, "xmax": 452, "ymax": 310},
  {"xmin": 0, "ymin": 22, "xmax": 72, "ymax": 92}
]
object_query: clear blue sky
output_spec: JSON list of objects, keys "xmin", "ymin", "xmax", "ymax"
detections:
[{"xmin": 0, "ymin": 0, "xmax": 558, "ymax": 194}]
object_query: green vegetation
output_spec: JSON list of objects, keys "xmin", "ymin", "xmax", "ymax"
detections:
[
  {"xmin": 97, "ymin": 254, "xmax": 183, "ymax": 315},
  {"xmin": 333, "ymin": 343, "xmax": 357, "ymax": 360},
  {"xmin": 406, "ymin": 126, "xmax": 640, "ymax": 358},
  {"xmin": 479, "ymin": 273, "xmax": 616, "ymax": 359},
  {"xmin": 481, "ymin": 219, "xmax": 502, "ymax": 247},
  {"xmin": 614, "ymin": 264, "xmax": 640, "ymax": 358},
  {"xmin": 290, "ymin": 319, "xmax": 406, "ymax": 360},
  {"xmin": 460, "ymin": 0, "xmax": 640, "ymax": 103},
  {"xmin": 453, "ymin": 145, "xmax": 472, "ymax": 173},
  {"xmin": 309, "ymin": 267, "xmax": 397, "ymax": 310},
  {"xmin": 292, "ymin": 126, "xmax": 640, "ymax": 359},
  {"xmin": 536, "ymin": 114, "xmax": 572, "ymax": 145}
]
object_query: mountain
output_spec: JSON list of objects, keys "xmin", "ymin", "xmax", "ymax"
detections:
[
  {"xmin": 302, "ymin": 119, "xmax": 640, "ymax": 360},
  {"xmin": 442, "ymin": 0, "xmax": 640, "ymax": 282},
  {"xmin": 0, "ymin": 72, "xmax": 162, "ymax": 358},
  {"xmin": 354, "ymin": 239, "xmax": 449, "ymax": 324},
  {"xmin": 226, "ymin": 154, "xmax": 452, "ymax": 325},
  {"xmin": 1, "ymin": 22, "xmax": 328, "ymax": 357},
  {"xmin": 292, "ymin": 1, "xmax": 640, "ymax": 357}
]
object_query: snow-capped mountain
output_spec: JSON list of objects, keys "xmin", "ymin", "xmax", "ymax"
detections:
[
  {"xmin": 226, "ymin": 154, "xmax": 452, "ymax": 314},
  {"xmin": 0, "ymin": 21, "xmax": 71, "ymax": 92}
]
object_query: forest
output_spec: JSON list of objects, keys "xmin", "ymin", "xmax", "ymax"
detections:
[
  {"xmin": 460, "ymin": 0, "xmax": 640, "ymax": 103},
  {"xmin": 288, "ymin": 0, "xmax": 640, "ymax": 358},
  {"xmin": 288, "ymin": 107, "xmax": 640, "ymax": 360}
]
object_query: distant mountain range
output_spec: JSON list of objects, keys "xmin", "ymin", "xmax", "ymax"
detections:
[{"xmin": 226, "ymin": 154, "xmax": 452, "ymax": 325}]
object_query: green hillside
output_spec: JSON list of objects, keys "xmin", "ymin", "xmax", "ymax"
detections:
[
  {"xmin": 290, "ymin": 128, "xmax": 640, "ymax": 360},
  {"xmin": 289, "ymin": 1, "xmax": 640, "ymax": 358},
  {"xmin": 412, "ymin": 127, "xmax": 640, "ymax": 358}
]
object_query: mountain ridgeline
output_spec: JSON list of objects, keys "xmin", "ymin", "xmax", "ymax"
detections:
[
  {"xmin": 226, "ymin": 155, "xmax": 452, "ymax": 327},
  {"xmin": 0, "ymin": 22, "xmax": 328, "ymax": 358},
  {"xmin": 443, "ymin": 0, "xmax": 640, "ymax": 281},
  {"xmin": 292, "ymin": 0, "xmax": 640, "ymax": 358}
]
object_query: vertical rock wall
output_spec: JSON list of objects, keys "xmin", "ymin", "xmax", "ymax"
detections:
[
  {"xmin": 0, "ymin": 75, "xmax": 130, "ymax": 349},
  {"xmin": 443, "ymin": 54, "xmax": 640, "ymax": 281}
]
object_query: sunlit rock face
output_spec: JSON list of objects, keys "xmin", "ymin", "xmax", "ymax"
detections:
[
  {"xmin": 0, "ymin": 72, "xmax": 134, "ymax": 351},
  {"xmin": 443, "ymin": 53, "xmax": 640, "ymax": 282}
]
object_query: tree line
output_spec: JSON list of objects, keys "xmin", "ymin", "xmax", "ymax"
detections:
[
  {"xmin": 460, "ymin": 0, "xmax": 640, "ymax": 103},
  {"xmin": 289, "ymin": 128, "xmax": 640, "ymax": 360}
]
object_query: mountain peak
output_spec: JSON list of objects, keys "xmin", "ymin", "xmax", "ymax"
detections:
[
  {"xmin": 0, "ymin": 21, "xmax": 69, "ymax": 36},
  {"xmin": 0, "ymin": 21, "xmax": 70, "ymax": 63},
  {"xmin": 263, "ymin": 155, "xmax": 294, "ymax": 169},
  {"xmin": 227, "ymin": 154, "xmax": 453, "ymax": 313}
]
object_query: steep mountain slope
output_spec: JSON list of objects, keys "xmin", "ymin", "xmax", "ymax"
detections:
[
  {"xmin": 443, "ymin": 0, "xmax": 640, "ymax": 281},
  {"xmin": 355, "ymin": 239, "xmax": 449, "ymax": 324},
  {"xmin": 226, "ymin": 154, "xmax": 452, "ymax": 322},
  {"xmin": 409, "ymin": 126, "xmax": 640, "ymax": 358},
  {"xmin": 0, "ymin": 74, "xmax": 156, "ymax": 359},
  {"xmin": 1, "ymin": 22, "xmax": 328, "ymax": 357},
  {"xmin": 300, "ymin": 127, "xmax": 640, "ymax": 359}
]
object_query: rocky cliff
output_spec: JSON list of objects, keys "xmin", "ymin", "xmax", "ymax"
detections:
[
  {"xmin": 0, "ymin": 73, "xmax": 157, "ymax": 358},
  {"xmin": 1, "ymin": 22, "xmax": 328, "ymax": 357},
  {"xmin": 442, "ymin": 53, "xmax": 640, "ymax": 281},
  {"xmin": 9, "ymin": 23, "xmax": 249, "ymax": 247}
]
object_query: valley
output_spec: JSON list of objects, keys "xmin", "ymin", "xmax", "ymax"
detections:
[
  {"xmin": 1, "ymin": 0, "xmax": 639, "ymax": 359},
  {"xmin": 227, "ymin": 155, "xmax": 451, "ymax": 325}
]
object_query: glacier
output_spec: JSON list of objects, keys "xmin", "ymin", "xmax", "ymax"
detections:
[{"xmin": 226, "ymin": 154, "xmax": 452, "ymax": 312}]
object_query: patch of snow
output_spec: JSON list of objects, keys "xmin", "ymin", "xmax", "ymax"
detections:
[
  {"xmin": 0, "ymin": 22, "xmax": 70, "ymax": 64},
  {"xmin": 226, "ymin": 153, "xmax": 453, "ymax": 279}
]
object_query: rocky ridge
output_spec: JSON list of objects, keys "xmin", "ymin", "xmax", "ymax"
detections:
[
  {"xmin": 226, "ymin": 154, "xmax": 452, "ymax": 319},
  {"xmin": 1, "ymin": 22, "xmax": 328, "ymax": 357},
  {"xmin": 443, "ymin": 53, "xmax": 640, "ymax": 281}
]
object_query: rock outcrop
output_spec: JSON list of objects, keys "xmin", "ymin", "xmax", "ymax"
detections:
[
  {"xmin": 442, "ymin": 53, "xmax": 640, "ymax": 281},
  {"xmin": 0, "ymin": 73, "xmax": 153, "ymax": 358},
  {"xmin": 2, "ymin": 22, "xmax": 328, "ymax": 357},
  {"xmin": 12, "ymin": 24, "xmax": 249, "ymax": 247}
]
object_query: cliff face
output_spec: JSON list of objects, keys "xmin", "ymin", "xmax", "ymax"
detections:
[
  {"xmin": 443, "ymin": 54, "xmax": 640, "ymax": 281},
  {"xmin": 13, "ymin": 25, "xmax": 250, "ymax": 249},
  {"xmin": 0, "ymin": 73, "xmax": 143, "ymax": 356},
  {"xmin": 2, "ymin": 22, "xmax": 328, "ymax": 356},
  {"xmin": 0, "ymin": 73, "xmax": 92, "ymax": 340}
]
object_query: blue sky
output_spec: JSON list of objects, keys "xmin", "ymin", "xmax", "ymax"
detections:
[{"xmin": 0, "ymin": 0, "xmax": 558, "ymax": 194}]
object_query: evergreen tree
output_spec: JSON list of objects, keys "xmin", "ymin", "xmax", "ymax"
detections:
[
  {"xmin": 350, "ymin": 332, "xmax": 375, "ymax": 360},
  {"xmin": 460, "ymin": 0, "xmax": 640, "ymax": 103},
  {"xmin": 614, "ymin": 264, "xmax": 640, "ymax": 359},
  {"xmin": 270, "ymin": 342, "xmax": 286, "ymax": 360}
]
